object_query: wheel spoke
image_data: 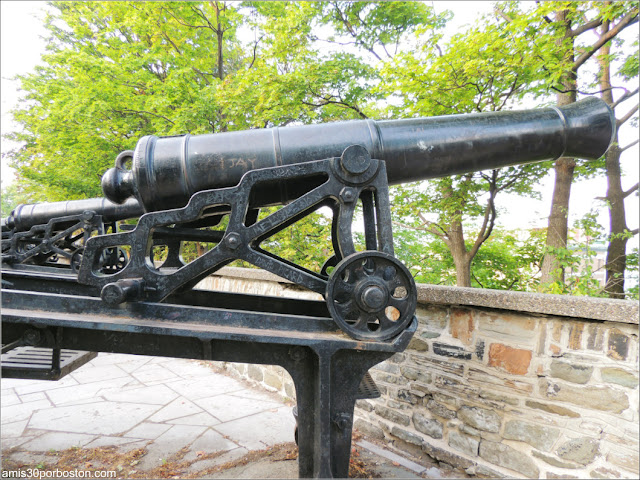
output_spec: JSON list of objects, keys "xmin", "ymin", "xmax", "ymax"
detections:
[
  {"xmin": 334, "ymin": 299, "xmax": 355, "ymax": 317},
  {"xmin": 353, "ymin": 312, "xmax": 374, "ymax": 330},
  {"xmin": 333, "ymin": 279, "xmax": 354, "ymax": 302},
  {"xmin": 377, "ymin": 312, "xmax": 394, "ymax": 329},
  {"xmin": 388, "ymin": 296, "xmax": 407, "ymax": 311}
]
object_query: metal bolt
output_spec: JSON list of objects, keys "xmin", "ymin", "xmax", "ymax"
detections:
[
  {"xmin": 82, "ymin": 210, "xmax": 95, "ymax": 221},
  {"xmin": 23, "ymin": 329, "xmax": 41, "ymax": 346},
  {"xmin": 340, "ymin": 187, "xmax": 357, "ymax": 204},
  {"xmin": 361, "ymin": 285, "xmax": 386, "ymax": 310},
  {"xmin": 289, "ymin": 347, "xmax": 305, "ymax": 362},
  {"xmin": 340, "ymin": 145, "xmax": 371, "ymax": 175},
  {"xmin": 101, "ymin": 279, "xmax": 143, "ymax": 306},
  {"xmin": 333, "ymin": 413, "xmax": 350, "ymax": 430},
  {"xmin": 225, "ymin": 232, "xmax": 241, "ymax": 250}
]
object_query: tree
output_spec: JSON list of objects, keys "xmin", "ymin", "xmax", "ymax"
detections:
[
  {"xmin": 494, "ymin": 2, "xmax": 639, "ymax": 288},
  {"xmin": 4, "ymin": 1, "xmax": 447, "ymax": 274},
  {"xmin": 597, "ymin": 18, "xmax": 639, "ymax": 298},
  {"xmin": 5, "ymin": 2, "xmax": 247, "ymax": 200},
  {"xmin": 380, "ymin": 17, "xmax": 551, "ymax": 286}
]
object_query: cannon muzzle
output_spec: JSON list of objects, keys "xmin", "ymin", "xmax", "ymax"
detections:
[{"xmin": 102, "ymin": 97, "xmax": 614, "ymax": 212}]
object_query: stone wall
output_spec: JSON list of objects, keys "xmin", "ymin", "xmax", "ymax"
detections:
[{"xmin": 197, "ymin": 267, "xmax": 639, "ymax": 479}]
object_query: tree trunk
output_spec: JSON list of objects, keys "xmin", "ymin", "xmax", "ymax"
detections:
[
  {"xmin": 448, "ymin": 216, "xmax": 472, "ymax": 287},
  {"xmin": 539, "ymin": 9, "xmax": 577, "ymax": 287},
  {"xmin": 604, "ymin": 142, "xmax": 629, "ymax": 298},
  {"xmin": 539, "ymin": 156, "xmax": 576, "ymax": 283},
  {"xmin": 599, "ymin": 23, "xmax": 629, "ymax": 299}
]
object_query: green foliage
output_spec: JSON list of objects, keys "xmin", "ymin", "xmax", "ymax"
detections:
[
  {"xmin": 625, "ymin": 248, "xmax": 639, "ymax": 300},
  {"xmin": 4, "ymin": 1, "xmax": 636, "ymax": 299},
  {"xmin": 538, "ymin": 211, "xmax": 609, "ymax": 297},
  {"xmin": 1, "ymin": 183, "xmax": 33, "ymax": 217},
  {"xmin": 258, "ymin": 207, "xmax": 333, "ymax": 273},
  {"xmin": 394, "ymin": 224, "xmax": 545, "ymax": 291}
]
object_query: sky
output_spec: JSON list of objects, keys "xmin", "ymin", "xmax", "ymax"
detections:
[{"xmin": 1, "ymin": 1, "xmax": 638, "ymax": 241}]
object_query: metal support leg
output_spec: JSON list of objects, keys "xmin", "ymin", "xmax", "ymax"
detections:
[{"xmin": 290, "ymin": 346, "xmax": 393, "ymax": 478}]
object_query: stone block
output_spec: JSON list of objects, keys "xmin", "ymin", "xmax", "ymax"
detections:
[
  {"xmin": 607, "ymin": 451, "xmax": 639, "ymax": 474},
  {"xmin": 590, "ymin": 467, "xmax": 622, "ymax": 478},
  {"xmin": 537, "ymin": 321, "xmax": 547, "ymax": 355},
  {"xmin": 450, "ymin": 308, "xmax": 475, "ymax": 345},
  {"xmin": 532, "ymin": 450, "xmax": 581, "ymax": 469},
  {"xmin": 603, "ymin": 433, "xmax": 638, "ymax": 448},
  {"xmin": 488, "ymin": 343, "xmax": 532, "ymax": 375},
  {"xmin": 426, "ymin": 399, "xmax": 457, "ymax": 419},
  {"xmin": 284, "ymin": 380, "xmax": 295, "ymax": 399},
  {"xmin": 412, "ymin": 412, "xmax": 443, "ymax": 439},
  {"xmin": 503, "ymin": 419, "xmax": 560, "ymax": 451},
  {"xmin": 460, "ymin": 424, "xmax": 481, "ymax": 437},
  {"xmin": 479, "ymin": 390, "xmax": 519, "ymax": 406},
  {"xmin": 475, "ymin": 340, "xmax": 485, "ymax": 361},
  {"xmin": 431, "ymin": 392, "xmax": 457, "ymax": 406},
  {"xmin": 457, "ymin": 406, "xmax": 501, "ymax": 433},
  {"xmin": 408, "ymin": 337, "xmax": 429, "ymax": 352},
  {"xmin": 422, "ymin": 440, "xmax": 475, "ymax": 470},
  {"xmin": 264, "ymin": 370, "xmax": 282, "ymax": 390},
  {"xmin": 567, "ymin": 323, "xmax": 584, "ymax": 350},
  {"xmin": 448, "ymin": 430, "xmax": 479, "ymax": 456},
  {"xmin": 388, "ymin": 353, "xmax": 406, "ymax": 363},
  {"xmin": 397, "ymin": 389, "xmax": 423, "ymax": 405},
  {"xmin": 546, "ymin": 473, "xmax": 580, "ymax": 479},
  {"xmin": 474, "ymin": 464, "xmax": 506, "ymax": 478},
  {"xmin": 479, "ymin": 440, "xmax": 540, "ymax": 478},
  {"xmin": 539, "ymin": 379, "xmax": 629, "ymax": 413},
  {"xmin": 477, "ymin": 312, "xmax": 537, "ymax": 343},
  {"xmin": 525, "ymin": 400, "xmax": 579, "ymax": 418},
  {"xmin": 354, "ymin": 418, "xmax": 384, "ymax": 440},
  {"xmin": 373, "ymin": 372, "xmax": 407, "ymax": 386},
  {"xmin": 468, "ymin": 367, "xmax": 534, "ymax": 394},
  {"xmin": 586, "ymin": 324, "xmax": 604, "ymax": 351},
  {"xmin": 247, "ymin": 364, "xmax": 263, "ymax": 382},
  {"xmin": 388, "ymin": 399, "xmax": 411, "ymax": 410},
  {"xmin": 607, "ymin": 329, "xmax": 629, "ymax": 361},
  {"xmin": 416, "ymin": 305, "xmax": 448, "ymax": 336},
  {"xmin": 373, "ymin": 362, "xmax": 400, "ymax": 375},
  {"xmin": 600, "ymin": 367, "xmax": 638, "ymax": 389},
  {"xmin": 355, "ymin": 399, "xmax": 373, "ymax": 412},
  {"xmin": 552, "ymin": 323, "xmax": 563, "ymax": 342},
  {"xmin": 432, "ymin": 343, "xmax": 472, "ymax": 360},
  {"xmin": 550, "ymin": 361, "xmax": 593, "ymax": 384},
  {"xmin": 400, "ymin": 366, "xmax": 431, "ymax": 384},
  {"xmin": 555, "ymin": 437, "xmax": 599, "ymax": 466},
  {"xmin": 374, "ymin": 405, "xmax": 410, "ymax": 426},
  {"xmin": 550, "ymin": 344, "xmax": 562, "ymax": 356},
  {"xmin": 390, "ymin": 426, "xmax": 423, "ymax": 446},
  {"xmin": 412, "ymin": 355, "xmax": 465, "ymax": 376}
]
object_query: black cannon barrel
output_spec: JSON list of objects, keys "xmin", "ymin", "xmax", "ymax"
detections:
[
  {"xmin": 100, "ymin": 97, "xmax": 613, "ymax": 212},
  {"xmin": 3, "ymin": 197, "xmax": 144, "ymax": 232}
]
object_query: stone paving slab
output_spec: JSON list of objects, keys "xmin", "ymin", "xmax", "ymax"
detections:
[
  {"xmin": 1, "ymin": 352, "xmax": 451, "ymax": 478},
  {"xmin": 0, "ymin": 353, "xmax": 296, "ymax": 473}
]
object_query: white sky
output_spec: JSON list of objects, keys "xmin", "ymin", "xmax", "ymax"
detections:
[{"xmin": 1, "ymin": 1, "xmax": 638, "ymax": 241}]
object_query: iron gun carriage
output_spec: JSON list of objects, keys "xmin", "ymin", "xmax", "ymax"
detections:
[{"xmin": 1, "ymin": 97, "xmax": 615, "ymax": 478}]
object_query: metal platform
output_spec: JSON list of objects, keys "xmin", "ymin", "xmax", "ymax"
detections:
[
  {"xmin": 1, "ymin": 266, "xmax": 416, "ymax": 478},
  {"xmin": 1, "ymin": 346, "xmax": 97, "ymax": 380}
]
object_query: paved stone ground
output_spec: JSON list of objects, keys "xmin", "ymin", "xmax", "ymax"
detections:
[
  {"xmin": 1, "ymin": 352, "xmax": 454, "ymax": 478},
  {"xmin": 1, "ymin": 353, "xmax": 295, "ymax": 473}
]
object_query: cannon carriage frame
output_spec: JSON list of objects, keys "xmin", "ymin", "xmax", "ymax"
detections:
[{"xmin": 1, "ymin": 97, "xmax": 616, "ymax": 478}]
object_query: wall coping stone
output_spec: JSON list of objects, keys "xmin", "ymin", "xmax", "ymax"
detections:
[
  {"xmin": 211, "ymin": 266, "xmax": 639, "ymax": 325},
  {"xmin": 417, "ymin": 284, "xmax": 638, "ymax": 324}
]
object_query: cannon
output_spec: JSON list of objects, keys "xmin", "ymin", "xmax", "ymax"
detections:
[
  {"xmin": 1, "ymin": 97, "xmax": 615, "ymax": 478},
  {"xmin": 102, "ymin": 96, "xmax": 614, "ymax": 211}
]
